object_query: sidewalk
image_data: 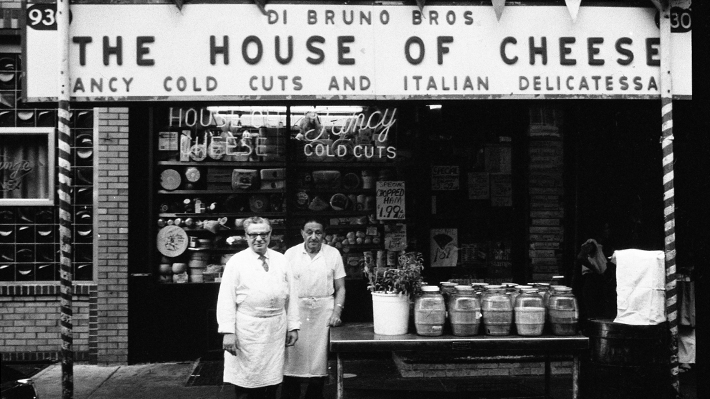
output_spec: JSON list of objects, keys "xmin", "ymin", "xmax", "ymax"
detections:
[
  {"xmin": 31, "ymin": 358, "xmax": 697, "ymax": 399},
  {"xmin": 32, "ymin": 362, "xmax": 233, "ymax": 399}
]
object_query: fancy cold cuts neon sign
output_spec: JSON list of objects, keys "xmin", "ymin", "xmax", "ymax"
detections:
[{"xmin": 167, "ymin": 107, "xmax": 398, "ymax": 161}]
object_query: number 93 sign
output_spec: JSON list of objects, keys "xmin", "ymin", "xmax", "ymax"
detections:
[{"xmin": 26, "ymin": 4, "xmax": 73, "ymax": 31}]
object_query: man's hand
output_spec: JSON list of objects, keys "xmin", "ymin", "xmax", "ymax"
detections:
[
  {"xmin": 222, "ymin": 333, "xmax": 237, "ymax": 355},
  {"xmin": 286, "ymin": 330, "xmax": 299, "ymax": 347},
  {"xmin": 328, "ymin": 310, "xmax": 342, "ymax": 327}
]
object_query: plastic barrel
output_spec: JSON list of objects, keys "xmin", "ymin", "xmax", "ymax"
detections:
[{"xmin": 583, "ymin": 318, "xmax": 673, "ymax": 399}]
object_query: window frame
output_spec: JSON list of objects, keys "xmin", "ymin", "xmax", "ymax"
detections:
[{"xmin": 0, "ymin": 127, "xmax": 56, "ymax": 206}]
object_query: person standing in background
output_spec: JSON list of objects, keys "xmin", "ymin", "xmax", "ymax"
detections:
[
  {"xmin": 573, "ymin": 221, "xmax": 618, "ymax": 331},
  {"xmin": 282, "ymin": 219, "xmax": 346, "ymax": 399},
  {"xmin": 217, "ymin": 216, "xmax": 300, "ymax": 399}
]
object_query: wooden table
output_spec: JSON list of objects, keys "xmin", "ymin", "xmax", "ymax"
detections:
[{"xmin": 330, "ymin": 322, "xmax": 589, "ymax": 399}]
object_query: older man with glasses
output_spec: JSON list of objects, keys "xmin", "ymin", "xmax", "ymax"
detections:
[{"xmin": 217, "ymin": 216, "xmax": 300, "ymax": 399}]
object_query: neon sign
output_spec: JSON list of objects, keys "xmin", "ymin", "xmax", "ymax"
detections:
[{"xmin": 0, "ymin": 157, "xmax": 34, "ymax": 192}]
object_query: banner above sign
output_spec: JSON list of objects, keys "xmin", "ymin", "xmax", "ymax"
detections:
[{"xmin": 24, "ymin": 3, "xmax": 692, "ymax": 102}]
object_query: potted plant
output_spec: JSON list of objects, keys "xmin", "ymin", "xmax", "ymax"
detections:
[{"xmin": 364, "ymin": 252, "xmax": 424, "ymax": 335}]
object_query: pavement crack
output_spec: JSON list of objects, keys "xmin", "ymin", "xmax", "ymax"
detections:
[{"xmin": 86, "ymin": 366, "xmax": 122, "ymax": 398}]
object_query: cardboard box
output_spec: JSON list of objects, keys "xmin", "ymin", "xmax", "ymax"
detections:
[{"xmin": 260, "ymin": 168, "xmax": 286, "ymax": 180}]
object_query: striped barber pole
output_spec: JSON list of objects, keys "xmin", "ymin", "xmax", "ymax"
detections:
[
  {"xmin": 57, "ymin": 1, "xmax": 74, "ymax": 398},
  {"xmin": 658, "ymin": 1, "xmax": 679, "ymax": 398}
]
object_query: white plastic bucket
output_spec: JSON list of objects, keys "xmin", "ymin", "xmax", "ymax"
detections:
[{"xmin": 371, "ymin": 292, "xmax": 410, "ymax": 335}]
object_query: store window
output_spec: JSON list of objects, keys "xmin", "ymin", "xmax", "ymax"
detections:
[
  {"xmin": 0, "ymin": 52, "xmax": 95, "ymax": 283},
  {"xmin": 1, "ymin": 127, "xmax": 55, "ymax": 205},
  {"xmin": 150, "ymin": 103, "xmax": 536, "ymax": 285},
  {"xmin": 153, "ymin": 104, "xmax": 406, "ymax": 283}
]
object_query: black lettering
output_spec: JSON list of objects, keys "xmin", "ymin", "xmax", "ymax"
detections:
[
  {"xmin": 103, "ymin": 36, "xmax": 122, "ymax": 66},
  {"xmin": 437, "ymin": 36, "xmax": 453, "ymax": 65},
  {"xmin": 646, "ymin": 38, "xmax": 660, "ymax": 66},
  {"xmin": 338, "ymin": 36, "xmax": 355, "ymax": 65},
  {"xmin": 412, "ymin": 11, "xmax": 422, "ymax": 25},
  {"xmin": 404, "ymin": 36, "xmax": 425, "ymax": 65},
  {"xmin": 620, "ymin": 76, "xmax": 629, "ymax": 90},
  {"xmin": 559, "ymin": 37, "xmax": 576, "ymax": 66},
  {"xmin": 500, "ymin": 37, "xmax": 517, "ymax": 65},
  {"xmin": 615, "ymin": 37, "xmax": 633, "ymax": 66},
  {"xmin": 306, "ymin": 36, "xmax": 326, "ymax": 64},
  {"xmin": 275, "ymin": 36, "xmax": 293, "ymax": 64},
  {"xmin": 210, "ymin": 35, "xmax": 229, "ymax": 65},
  {"xmin": 242, "ymin": 36, "xmax": 263, "ymax": 65},
  {"xmin": 72, "ymin": 37, "xmax": 92, "ymax": 66},
  {"xmin": 136, "ymin": 36, "xmax": 155, "ymax": 66},
  {"xmin": 587, "ymin": 37, "xmax": 604, "ymax": 66},
  {"xmin": 325, "ymin": 10, "xmax": 335, "ymax": 24},
  {"xmin": 529, "ymin": 37, "xmax": 547, "ymax": 65}
]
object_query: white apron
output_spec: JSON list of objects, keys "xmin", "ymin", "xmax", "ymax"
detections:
[
  {"xmin": 284, "ymin": 296, "xmax": 333, "ymax": 377},
  {"xmin": 283, "ymin": 248, "xmax": 335, "ymax": 377},
  {"xmin": 224, "ymin": 265, "xmax": 289, "ymax": 388}
]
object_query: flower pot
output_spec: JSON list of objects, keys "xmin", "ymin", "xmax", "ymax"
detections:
[{"xmin": 371, "ymin": 292, "xmax": 410, "ymax": 335}]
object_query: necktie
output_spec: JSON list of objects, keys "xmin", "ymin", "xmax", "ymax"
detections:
[{"xmin": 259, "ymin": 254, "xmax": 269, "ymax": 272}]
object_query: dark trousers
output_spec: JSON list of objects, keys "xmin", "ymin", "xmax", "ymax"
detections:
[
  {"xmin": 281, "ymin": 376, "xmax": 326, "ymax": 399},
  {"xmin": 234, "ymin": 384, "xmax": 278, "ymax": 399}
]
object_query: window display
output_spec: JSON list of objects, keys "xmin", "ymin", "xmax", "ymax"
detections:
[{"xmin": 153, "ymin": 105, "xmax": 403, "ymax": 283}]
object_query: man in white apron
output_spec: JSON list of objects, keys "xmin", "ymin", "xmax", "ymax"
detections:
[
  {"xmin": 282, "ymin": 219, "xmax": 346, "ymax": 399},
  {"xmin": 217, "ymin": 216, "xmax": 300, "ymax": 399}
]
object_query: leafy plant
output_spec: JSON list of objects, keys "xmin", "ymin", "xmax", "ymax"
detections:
[{"xmin": 364, "ymin": 251, "xmax": 424, "ymax": 299}]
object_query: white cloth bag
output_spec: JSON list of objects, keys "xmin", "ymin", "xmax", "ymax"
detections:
[{"xmin": 611, "ymin": 249, "xmax": 666, "ymax": 325}]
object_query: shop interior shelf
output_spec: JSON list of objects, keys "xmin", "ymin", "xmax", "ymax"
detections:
[
  {"xmin": 291, "ymin": 210, "xmax": 375, "ymax": 217},
  {"xmin": 158, "ymin": 189, "xmax": 286, "ymax": 195},
  {"xmin": 296, "ymin": 188, "xmax": 376, "ymax": 193},
  {"xmin": 158, "ymin": 161, "xmax": 286, "ymax": 167},
  {"xmin": 158, "ymin": 212, "xmax": 286, "ymax": 218},
  {"xmin": 187, "ymin": 247, "xmax": 243, "ymax": 253},
  {"xmin": 324, "ymin": 224, "xmax": 381, "ymax": 230},
  {"xmin": 338, "ymin": 245, "xmax": 383, "ymax": 251},
  {"xmin": 294, "ymin": 162, "xmax": 395, "ymax": 168},
  {"xmin": 173, "ymin": 226, "xmax": 287, "ymax": 233}
]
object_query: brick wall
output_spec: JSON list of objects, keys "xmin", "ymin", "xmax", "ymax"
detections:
[
  {"xmin": 96, "ymin": 107, "xmax": 130, "ymax": 364},
  {"xmin": 1, "ymin": 108, "xmax": 131, "ymax": 365},
  {"xmin": 0, "ymin": 285, "xmax": 95, "ymax": 362}
]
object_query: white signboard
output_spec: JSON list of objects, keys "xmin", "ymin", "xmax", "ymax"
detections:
[
  {"xmin": 24, "ymin": 3, "xmax": 692, "ymax": 101},
  {"xmin": 431, "ymin": 228, "xmax": 458, "ymax": 267},
  {"xmin": 376, "ymin": 181, "xmax": 405, "ymax": 220}
]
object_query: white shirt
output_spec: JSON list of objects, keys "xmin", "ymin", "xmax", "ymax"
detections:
[{"xmin": 284, "ymin": 243, "xmax": 346, "ymax": 298}]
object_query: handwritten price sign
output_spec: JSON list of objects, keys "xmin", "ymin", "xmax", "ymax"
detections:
[
  {"xmin": 376, "ymin": 181, "xmax": 405, "ymax": 220},
  {"xmin": 431, "ymin": 165, "xmax": 459, "ymax": 191}
]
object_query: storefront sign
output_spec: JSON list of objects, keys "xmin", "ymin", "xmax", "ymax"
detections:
[
  {"xmin": 384, "ymin": 223, "xmax": 407, "ymax": 251},
  {"xmin": 24, "ymin": 3, "xmax": 692, "ymax": 101},
  {"xmin": 376, "ymin": 181, "xmax": 405, "ymax": 220},
  {"xmin": 468, "ymin": 172, "xmax": 489, "ymax": 200},
  {"xmin": 0, "ymin": 128, "xmax": 55, "ymax": 206},
  {"xmin": 432, "ymin": 166, "xmax": 459, "ymax": 191}
]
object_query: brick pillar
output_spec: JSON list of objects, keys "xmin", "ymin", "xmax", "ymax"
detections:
[{"xmin": 96, "ymin": 107, "xmax": 130, "ymax": 364}]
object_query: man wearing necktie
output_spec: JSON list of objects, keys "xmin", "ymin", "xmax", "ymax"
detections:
[{"xmin": 217, "ymin": 216, "xmax": 300, "ymax": 399}]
